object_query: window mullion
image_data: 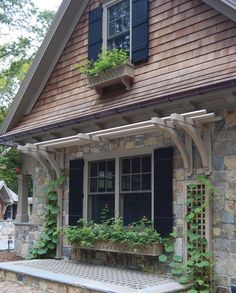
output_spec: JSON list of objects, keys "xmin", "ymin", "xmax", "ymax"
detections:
[
  {"xmin": 83, "ymin": 159, "xmax": 88, "ymax": 222},
  {"xmin": 115, "ymin": 157, "xmax": 120, "ymax": 218}
]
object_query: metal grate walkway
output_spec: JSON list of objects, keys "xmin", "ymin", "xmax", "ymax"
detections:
[{"xmin": 0, "ymin": 259, "xmax": 188, "ymax": 293}]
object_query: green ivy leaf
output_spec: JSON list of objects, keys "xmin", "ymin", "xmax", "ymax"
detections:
[
  {"xmin": 171, "ymin": 268, "xmax": 183, "ymax": 275},
  {"xmin": 196, "ymin": 261, "xmax": 210, "ymax": 267},
  {"xmin": 47, "ymin": 192, "xmax": 58, "ymax": 201},
  {"xmin": 187, "ymin": 290, "xmax": 198, "ymax": 293},
  {"xmin": 158, "ymin": 255, "xmax": 168, "ymax": 262},
  {"xmin": 37, "ymin": 248, "xmax": 47, "ymax": 255},
  {"xmin": 173, "ymin": 255, "xmax": 182, "ymax": 262},
  {"xmin": 187, "ymin": 231, "xmax": 199, "ymax": 241},
  {"xmin": 165, "ymin": 244, "xmax": 174, "ymax": 253},
  {"xmin": 179, "ymin": 275, "xmax": 191, "ymax": 284}
]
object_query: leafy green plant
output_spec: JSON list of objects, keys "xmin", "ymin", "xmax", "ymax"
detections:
[
  {"xmin": 64, "ymin": 216, "xmax": 161, "ymax": 249},
  {"xmin": 28, "ymin": 174, "xmax": 65, "ymax": 259},
  {"xmin": 79, "ymin": 48, "xmax": 129, "ymax": 77},
  {"xmin": 159, "ymin": 180, "xmax": 213, "ymax": 293}
]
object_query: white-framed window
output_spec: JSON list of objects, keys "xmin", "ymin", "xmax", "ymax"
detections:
[
  {"xmin": 103, "ymin": 0, "xmax": 132, "ymax": 55},
  {"xmin": 86, "ymin": 152, "xmax": 152, "ymax": 224},
  {"xmin": 120, "ymin": 155, "xmax": 152, "ymax": 225}
]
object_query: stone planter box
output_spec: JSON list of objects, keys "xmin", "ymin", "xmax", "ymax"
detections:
[
  {"xmin": 88, "ymin": 63, "xmax": 135, "ymax": 92},
  {"xmin": 71, "ymin": 241, "xmax": 163, "ymax": 256}
]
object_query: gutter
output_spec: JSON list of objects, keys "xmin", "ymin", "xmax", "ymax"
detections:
[{"xmin": 1, "ymin": 78, "xmax": 236, "ymax": 144}]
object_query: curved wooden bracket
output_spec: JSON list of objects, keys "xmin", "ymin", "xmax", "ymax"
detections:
[
  {"xmin": 18, "ymin": 145, "xmax": 53, "ymax": 179},
  {"xmin": 151, "ymin": 117, "xmax": 192, "ymax": 176},
  {"xmin": 171, "ymin": 114, "xmax": 211, "ymax": 175},
  {"xmin": 25, "ymin": 144, "xmax": 61, "ymax": 179}
]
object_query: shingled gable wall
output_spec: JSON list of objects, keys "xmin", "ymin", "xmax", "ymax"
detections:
[{"xmin": 5, "ymin": 0, "xmax": 236, "ymax": 136}]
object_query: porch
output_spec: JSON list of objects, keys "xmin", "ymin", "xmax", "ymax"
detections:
[{"xmin": 0, "ymin": 259, "xmax": 189, "ymax": 293}]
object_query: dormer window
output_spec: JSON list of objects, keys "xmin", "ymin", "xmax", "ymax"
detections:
[{"xmin": 104, "ymin": 0, "xmax": 131, "ymax": 53}]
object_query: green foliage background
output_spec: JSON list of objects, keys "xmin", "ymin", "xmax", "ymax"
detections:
[
  {"xmin": 0, "ymin": 0, "xmax": 55, "ymax": 105},
  {"xmin": 0, "ymin": 1, "xmax": 56, "ymax": 191}
]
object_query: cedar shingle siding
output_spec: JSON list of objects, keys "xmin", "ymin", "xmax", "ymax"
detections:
[{"xmin": 8, "ymin": 0, "xmax": 236, "ymax": 134}]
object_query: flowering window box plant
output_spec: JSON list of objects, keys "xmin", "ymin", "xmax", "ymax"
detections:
[
  {"xmin": 79, "ymin": 49, "xmax": 135, "ymax": 92},
  {"xmin": 64, "ymin": 217, "xmax": 163, "ymax": 256}
]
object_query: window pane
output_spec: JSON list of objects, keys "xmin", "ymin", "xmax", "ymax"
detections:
[
  {"xmin": 91, "ymin": 194, "xmax": 115, "ymax": 223},
  {"xmin": 142, "ymin": 174, "xmax": 151, "ymax": 190},
  {"xmin": 131, "ymin": 174, "xmax": 140, "ymax": 191},
  {"xmin": 132, "ymin": 157, "xmax": 140, "ymax": 173},
  {"xmin": 122, "ymin": 158, "xmax": 130, "ymax": 174},
  {"xmin": 98, "ymin": 161, "xmax": 106, "ymax": 177},
  {"xmin": 123, "ymin": 17, "xmax": 129, "ymax": 31},
  {"xmin": 107, "ymin": 160, "xmax": 115, "ymax": 176},
  {"xmin": 122, "ymin": 175, "xmax": 130, "ymax": 191},
  {"xmin": 98, "ymin": 178, "xmax": 105, "ymax": 192},
  {"xmin": 123, "ymin": 193, "xmax": 151, "ymax": 225},
  {"xmin": 107, "ymin": 0, "xmax": 130, "ymax": 50},
  {"xmin": 90, "ymin": 162, "xmax": 97, "ymax": 177},
  {"xmin": 90, "ymin": 178, "xmax": 97, "ymax": 192},
  {"xmin": 115, "ymin": 18, "xmax": 123, "ymax": 34},
  {"xmin": 108, "ymin": 34, "xmax": 130, "ymax": 51},
  {"xmin": 109, "ymin": 5, "xmax": 116, "ymax": 21},
  {"xmin": 142, "ymin": 156, "xmax": 151, "ymax": 173},
  {"xmin": 107, "ymin": 177, "xmax": 115, "ymax": 192}
]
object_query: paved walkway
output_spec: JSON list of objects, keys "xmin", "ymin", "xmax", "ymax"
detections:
[{"xmin": 0, "ymin": 259, "xmax": 187, "ymax": 293}]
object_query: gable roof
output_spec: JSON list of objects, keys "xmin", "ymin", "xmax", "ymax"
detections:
[
  {"xmin": 1, "ymin": 0, "xmax": 236, "ymax": 139},
  {"xmin": 0, "ymin": 0, "xmax": 90, "ymax": 135},
  {"xmin": 0, "ymin": 181, "xmax": 18, "ymax": 203}
]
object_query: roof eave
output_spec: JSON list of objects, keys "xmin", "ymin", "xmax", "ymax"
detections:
[{"xmin": 0, "ymin": 0, "xmax": 89, "ymax": 135}]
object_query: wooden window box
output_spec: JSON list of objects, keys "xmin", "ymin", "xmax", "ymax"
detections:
[
  {"xmin": 88, "ymin": 63, "xmax": 135, "ymax": 93},
  {"xmin": 71, "ymin": 241, "xmax": 163, "ymax": 256}
]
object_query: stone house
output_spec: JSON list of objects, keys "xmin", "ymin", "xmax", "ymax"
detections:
[{"xmin": 0, "ymin": 0, "xmax": 236, "ymax": 291}]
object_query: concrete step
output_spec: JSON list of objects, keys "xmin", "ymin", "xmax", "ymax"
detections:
[{"xmin": 0, "ymin": 259, "xmax": 189, "ymax": 293}]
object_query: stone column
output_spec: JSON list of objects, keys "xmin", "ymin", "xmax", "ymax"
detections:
[{"xmin": 16, "ymin": 174, "xmax": 29, "ymax": 222}]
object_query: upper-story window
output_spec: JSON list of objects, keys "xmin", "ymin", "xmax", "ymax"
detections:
[
  {"xmin": 88, "ymin": 0, "xmax": 149, "ymax": 64},
  {"xmin": 103, "ymin": 0, "xmax": 131, "ymax": 54}
]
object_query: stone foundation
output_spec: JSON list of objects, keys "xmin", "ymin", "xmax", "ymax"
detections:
[{"xmin": 14, "ymin": 223, "xmax": 43, "ymax": 257}]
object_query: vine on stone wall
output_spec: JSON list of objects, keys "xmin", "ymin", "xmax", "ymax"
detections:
[
  {"xmin": 159, "ymin": 176, "xmax": 213, "ymax": 293},
  {"xmin": 28, "ymin": 174, "xmax": 65, "ymax": 259}
]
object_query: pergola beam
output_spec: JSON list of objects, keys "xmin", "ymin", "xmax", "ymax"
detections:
[{"xmin": 29, "ymin": 109, "xmax": 218, "ymax": 175}]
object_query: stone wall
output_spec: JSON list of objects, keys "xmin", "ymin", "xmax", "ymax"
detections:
[
  {"xmin": 211, "ymin": 113, "xmax": 236, "ymax": 293},
  {"xmin": 14, "ymin": 162, "xmax": 48, "ymax": 257},
  {"xmin": 14, "ymin": 223, "xmax": 42, "ymax": 257}
]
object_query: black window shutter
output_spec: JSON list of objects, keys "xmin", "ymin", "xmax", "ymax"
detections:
[
  {"xmin": 132, "ymin": 0, "xmax": 149, "ymax": 63},
  {"xmin": 69, "ymin": 159, "xmax": 84, "ymax": 225},
  {"xmin": 154, "ymin": 147, "xmax": 173, "ymax": 237},
  {"xmin": 88, "ymin": 5, "xmax": 103, "ymax": 60}
]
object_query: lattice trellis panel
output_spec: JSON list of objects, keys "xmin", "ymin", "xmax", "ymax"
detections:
[{"xmin": 184, "ymin": 182, "xmax": 211, "ymax": 259}]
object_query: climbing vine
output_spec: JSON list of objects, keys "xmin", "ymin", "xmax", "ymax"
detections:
[
  {"xmin": 159, "ymin": 177, "xmax": 213, "ymax": 293},
  {"xmin": 28, "ymin": 175, "xmax": 65, "ymax": 259}
]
